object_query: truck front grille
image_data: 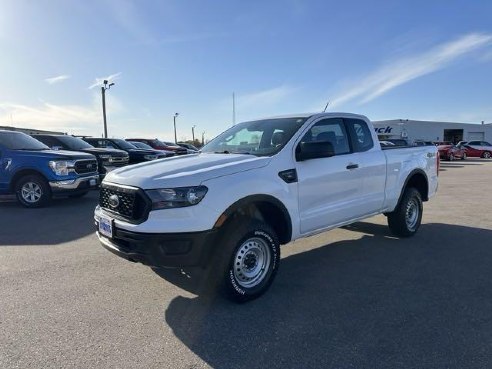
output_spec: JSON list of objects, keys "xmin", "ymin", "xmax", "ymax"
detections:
[
  {"xmin": 110, "ymin": 156, "xmax": 129, "ymax": 166},
  {"xmin": 74, "ymin": 159, "xmax": 98, "ymax": 174},
  {"xmin": 99, "ymin": 183, "xmax": 151, "ymax": 223}
]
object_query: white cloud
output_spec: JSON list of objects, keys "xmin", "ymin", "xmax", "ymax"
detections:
[
  {"xmin": 237, "ymin": 85, "xmax": 296, "ymax": 110},
  {"xmin": 0, "ymin": 94, "xmax": 124, "ymax": 135},
  {"xmin": 45, "ymin": 75, "xmax": 71, "ymax": 85},
  {"xmin": 330, "ymin": 33, "xmax": 492, "ymax": 108},
  {"xmin": 88, "ymin": 72, "xmax": 122, "ymax": 90}
]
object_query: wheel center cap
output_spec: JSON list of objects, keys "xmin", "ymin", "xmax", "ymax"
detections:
[{"xmin": 243, "ymin": 253, "xmax": 257, "ymax": 269}]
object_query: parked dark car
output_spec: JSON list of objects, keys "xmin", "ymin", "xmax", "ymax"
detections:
[
  {"xmin": 177, "ymin": 142, "xmax": 200, "ymax": 152},
  {"xmin": 126, "ymin": 138, "xmax": 188, "ymax": 155},
  {"xmin": 126, "ymin": 141, "xmax": 175, "ymax": 157},
  {"xmin": 0, "ymin": 130, "xmax": 99, "ymax": 207},
  {"xmin": 33, "ymin": 134, "xmax": 129, "ymax": 180},
  {"xmin": 82, "ymin": 138, "xmax": 167, "ymax": 164}
]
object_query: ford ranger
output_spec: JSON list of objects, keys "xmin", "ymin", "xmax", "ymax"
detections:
[{"xmin": 94, "ymin": 113, "xmax": 439, "ymax": 302}]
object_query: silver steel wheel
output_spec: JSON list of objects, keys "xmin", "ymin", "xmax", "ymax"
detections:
[
  {"xmin": 484, "ymin": 152, "xmax": 491, "ymax": 159},
  {"xmin": 233, "ymin": 237, "xmax": 271, "ymax": 288},
  {"xmin": 21, "ymin": 182, "xmax": 43, "ymax": 203},
  {"xmin": 405, "ymin": 199, "xmax": 419, "ymax": 231}
]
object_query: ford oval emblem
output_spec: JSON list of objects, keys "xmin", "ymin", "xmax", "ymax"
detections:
[{"xmin": 108, "ymin": 194, "xmax": 119, "ymax": 209}]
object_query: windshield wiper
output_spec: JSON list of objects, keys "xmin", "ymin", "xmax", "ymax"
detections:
[{"xmin": 214, "ymin": 150, "xmax": 231, "ymax": 154}]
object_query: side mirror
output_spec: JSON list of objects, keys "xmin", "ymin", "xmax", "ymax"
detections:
[{"xmin": 296, "ymin": 141, "xmax": 335, "ymax": 161}]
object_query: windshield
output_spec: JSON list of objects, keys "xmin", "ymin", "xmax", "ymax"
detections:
[
  {"xmin": 0, "ymin": 131, "xmax": 50, "ymax": 150},
  {"xmin": 130, "ymin": 141, "xmax": 152, "ymax": 149},
  {"xmin": 201, "ymin": 117, "xmax": 308, "ymax": 156},
  {"xmin": 57, "ymin": 135, "xmax": 94, "ymax": 150},
  {"xmin": 112, "ymin": 139, "xmax": 137, "ymax": 149}
]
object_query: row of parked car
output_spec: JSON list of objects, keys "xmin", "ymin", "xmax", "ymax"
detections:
[
  {"xmin": 379, "ymin": 138, "xmax": 492, "ymax": 161},
  {"xmin": 0, "ymin": 130, "xmax": 200, "ymax": 208},
  {"xmin": 435, "ymin": 141, "xmax": 492, "ymax": 161}
]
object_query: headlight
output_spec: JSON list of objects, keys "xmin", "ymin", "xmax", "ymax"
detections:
[
  {"xmin": 48, "ymin": 160, "xmax": 75, "ymax": 176},
  {"xmin": 99, "ymin": 154, "xmax": 110, "ymax": 160},
  {"xmin": 144, "ymin": 154, "xmax": 158, "ymax": 161},
  {"xmin": 146, "ymin": 186, "xmax": 208, "ymax": 210}
]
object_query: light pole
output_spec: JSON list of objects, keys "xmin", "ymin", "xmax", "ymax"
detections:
[
  {"xmin": 192, "ymin": 125, "xmax": 196, "ymax": 143},
  {"xmin": 101, "ymin": 80, "xmax": 115, "ymax": 138},
  {"xmin": 202, "ymin": 131, "xmax": 205, "ymax": 146},
  {"xmin": 173, "ymin": 113, "xmax": 179, "ymax": 144}
]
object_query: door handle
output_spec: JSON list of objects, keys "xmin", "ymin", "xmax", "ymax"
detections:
[{"xmin": 346, "ymin": 163, "xmax": 359, "ymax": 170}]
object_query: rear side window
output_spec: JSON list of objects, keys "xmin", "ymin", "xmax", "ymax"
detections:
[{"xmin": 345, "ymin": 119, "xmax": 374, "ymax": 152}]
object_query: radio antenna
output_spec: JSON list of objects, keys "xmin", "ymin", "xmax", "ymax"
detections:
[{"xmin": 323, "ymin": 100, "xmax": 330, "ymax": 112}]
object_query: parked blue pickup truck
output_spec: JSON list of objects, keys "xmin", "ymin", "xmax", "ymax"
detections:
[{"xmin": 0, "ymin": 130, "xmax": 99, "ymax": 207}]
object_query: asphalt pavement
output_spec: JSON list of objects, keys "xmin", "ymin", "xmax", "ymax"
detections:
[{"xmin": 1, "ymin": 159, "xmax": 492, "ymax": 369}]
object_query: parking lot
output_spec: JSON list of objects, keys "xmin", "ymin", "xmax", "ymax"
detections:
[{"xmin": 1, "ymin": 159, "xmax": 491, "ymax": 369}]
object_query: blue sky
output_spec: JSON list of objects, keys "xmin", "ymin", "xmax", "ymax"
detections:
[{"xmin": 1, "ymin": 0, "xmax": 491, "ymax": 141}]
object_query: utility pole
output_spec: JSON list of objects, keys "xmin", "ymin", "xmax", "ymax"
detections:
[
  {"xmin": 192, "ymin": 125, "xmax": 196, "ymax": 142},
  {"xmin": 173, "ymin": 113, "xmax": 179, "ymax": 144},
  {"xmin": 202, "ymin": 131, "xmax": 205, "ymax": 146},
  {"xmin": 232, "ymin": 92, "xmax": 236, "ymax": 126},
  {"xmin": 101, "ymin": 80, "xmax": 115, "ymax": 138}
]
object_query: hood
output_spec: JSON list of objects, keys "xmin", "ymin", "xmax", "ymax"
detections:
[
  {"xmin": 80, "ymin": 147, "xmax": 128, "ymax": 157},
  {"xmin": 104, "ymin": 153, "xmax": 271, "ymax": 189},
  {"xmin": 11, "ymin": 149, "xmax": 95, "ymax": 160},
  {"xmin": 127, "ymin": 148, "xmax": 161, "ymax": 155}
]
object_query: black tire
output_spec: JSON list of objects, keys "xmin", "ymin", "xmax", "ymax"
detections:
[
  {"xmin": 482, "ymin": 151, "xmax": 491, "ymax": 159},
  {"xmin": 68, "ymin": 191, "xmax": 89, "ymax": 198},
  {"xmin": 214, "ymin": 219, "xmax": 280, "ymax": 303},
  {"xmin": 387, "ymin": 187, "xmax": 423, "ymax": 238},
  {"xmin": 15, "ymin": 174, "xmax": 51, "ymax": 208}
]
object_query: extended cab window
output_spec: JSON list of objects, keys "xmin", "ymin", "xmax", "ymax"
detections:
[
  {"xmin": 300, "ymin": 118, "xmax": 350, "ymax": 155},
  {"xmin": 345, "ymin": 119, "xmax": 374, "ymax": 152}
]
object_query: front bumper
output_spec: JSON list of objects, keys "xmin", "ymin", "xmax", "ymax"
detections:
[
  {"xmin": 96, "ymin": 225, "xmax": 218, "ymax": 268},
  {"xmin": 49, "ymin": 174, "xmax": 99, "ymax": 192}
]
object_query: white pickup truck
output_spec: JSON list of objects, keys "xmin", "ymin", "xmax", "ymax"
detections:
[{"xmin": 95, "ymin": 113, "xmax": 438, "ymax": 302}]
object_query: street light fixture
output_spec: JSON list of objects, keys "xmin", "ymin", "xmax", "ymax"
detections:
[
  {"xmin": 173, "ymin": 113, "xmax": 179, "ymax": 144},
  {"xmin": 101, "ymin": 80, "xmax": 115, "ymax": 138}
]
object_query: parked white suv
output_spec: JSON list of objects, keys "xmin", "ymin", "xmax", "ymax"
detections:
[{"xmin": 95, "ymin": 113, "xmax": 438, "ymax": 302}]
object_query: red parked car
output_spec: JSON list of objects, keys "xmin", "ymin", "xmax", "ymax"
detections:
[
  {"xmin": 458, "ymin": 141, "xmax": 492, "ymax": 159},
  {"xmin": 437, "ymin": 144, "xmax": 467, "ymax": 161},
  {"xmin": 126, "ymin": 138, "xmax": 188, "ymax": 155}
]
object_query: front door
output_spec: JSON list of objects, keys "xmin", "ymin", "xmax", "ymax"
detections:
[{"xmin": 296, "ymin": 118, "xmax": 364, "ymax": 234}]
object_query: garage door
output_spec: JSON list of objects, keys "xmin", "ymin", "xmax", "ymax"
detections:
[{"xmin": 467, "ymin": 132, "xmax": 484, "ymax": 141}]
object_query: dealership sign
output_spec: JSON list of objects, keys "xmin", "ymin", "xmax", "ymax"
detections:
[{"xmin": 374, "ymin": 126, "xmax": 393, "ymax": 134}]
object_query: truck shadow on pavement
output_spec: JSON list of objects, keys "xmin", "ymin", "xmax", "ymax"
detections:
[
  {"xmin": 162, "ymin": 222, "xmax": 492, "ymax": 369},
  {"xmin": 0, "ymin": 192, "xmax": 98, "ymax": 245}
]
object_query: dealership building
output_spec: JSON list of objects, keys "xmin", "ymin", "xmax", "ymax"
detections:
[{"xmin": 373, "ymin": 119, "xmax": 492, "ymax": 144}]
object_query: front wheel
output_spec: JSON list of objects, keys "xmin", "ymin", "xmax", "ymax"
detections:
[
  {"xmin": 387, "ymin": 188, "xmax": 423, "ymax": 237},
  {"xmin": 461, "ymin": 152, "xmax": 467, "ymax": 160},
  {"xmin": 15, "ymin": 174, "xmax": 51, "ymax": 208},
  {"xmin": 482, "ymin": 151, "xmax": 491, "ymax": 159},
  {"xmin": 216, "ymin": 220, "xmax": 280, "ymax": 303}
]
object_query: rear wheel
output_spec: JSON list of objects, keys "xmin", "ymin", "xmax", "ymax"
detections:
[
  {"xmin": 482, "ymin": 151, "xmax": 491, "ymax": 159},
  {"xmin": 461, "ymin": 152, "xmax": 467, "ymax": 160},
  {"xmin": 387, "ymin": 188, "xmax": 423, "ymax": 237},
  {"xmin": 15, "ymin": 174, "xmax": 51, "ymax": 208},
  {"xmin": 214, "ymin": 219, "xmax": 280, "ymax": 302}
]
